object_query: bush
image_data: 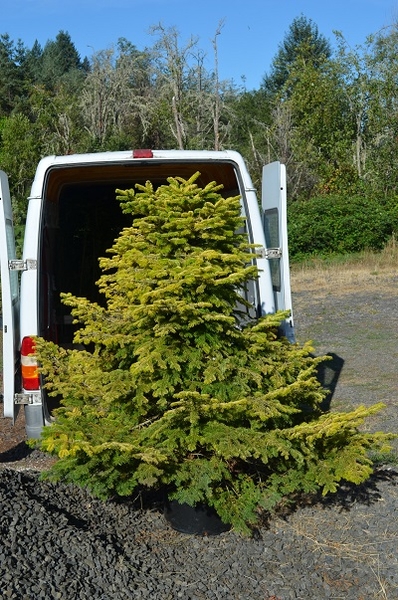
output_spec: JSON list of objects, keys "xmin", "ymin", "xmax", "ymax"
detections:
[
  {"xmin": 288, "ymin": 194, "xmax": 396, "ymax": 258},
  {"xmin": 35, "ymin": 174, "xmax": 390, "ymax": 534}
]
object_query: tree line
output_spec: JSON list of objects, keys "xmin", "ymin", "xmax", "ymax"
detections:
[{"xmin": 2, "ymin": 16, "xmax": 398, "ymax": 258}]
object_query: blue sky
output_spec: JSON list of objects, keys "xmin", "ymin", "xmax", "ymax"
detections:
[{"xmin": 2, "ymin": 0, "xmax": 398, "ymax": 90}]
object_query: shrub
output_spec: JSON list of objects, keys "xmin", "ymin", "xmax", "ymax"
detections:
[
  {"xmin": 35, "ymin": 174, "xmax": 390, "ymax": 534},
  {"xmin": 288, "ymin": 194, "xmax": 395, "ymax": 258}
]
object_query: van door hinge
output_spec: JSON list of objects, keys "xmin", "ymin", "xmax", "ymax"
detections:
[
  {"xmin": 256, "ymin": 247, "xmax": 282, "ymax": 260},
  {"xmin": 9, "ymin": 259, "xmax": 37, "ymax": 271}
]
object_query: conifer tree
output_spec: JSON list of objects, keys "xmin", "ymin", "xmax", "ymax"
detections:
[
  {"xmin": 35, "ymin": 174, "xmax": 390, "ymax": 534},
  {"xmin": 262, "ymin": 15, "xmax": 332, "ymax": 97}
]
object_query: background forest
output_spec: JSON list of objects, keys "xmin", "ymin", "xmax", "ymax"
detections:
[{"xmin": 2, "ymin": 15, "xmax": 398, "ymax": 258}]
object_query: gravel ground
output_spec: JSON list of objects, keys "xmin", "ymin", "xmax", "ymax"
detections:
[
  {"xmin": 1, "ymin": 266, "xmax": 398, "ymax": 599},
  {"xmin": 0, "ymin": 465, "xmax": 397, "ymax": 600}
]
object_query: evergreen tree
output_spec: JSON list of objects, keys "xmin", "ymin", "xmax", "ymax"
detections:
[
  {"xmin": 35, "ymin": 175, "xmax": 390, "ymax": 534},
  {"xmin": 263, "ymin": 15, "xmax": 331, "ymax": 97},
  {"xmin": 21, "ymin": 40, "xmax": 43, "ymax": 84},
  {"xmin": 0, "ymin": 34, "xmax": 25, "ymax": 115},
  {"xmin": 39, "ymin": 30, "xmax": 85, "ymax": 90}
]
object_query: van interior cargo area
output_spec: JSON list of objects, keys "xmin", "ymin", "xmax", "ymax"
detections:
[{"xmin": 39, "ymin": 160, "xmax": 242, "ymax": 347}]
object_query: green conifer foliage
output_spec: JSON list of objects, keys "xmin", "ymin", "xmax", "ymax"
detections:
[{"xmin": 35, "ymin": 174, "xmax": 390, "ymax": 534}]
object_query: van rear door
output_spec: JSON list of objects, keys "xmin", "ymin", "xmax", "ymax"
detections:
[
  {"xmin": 262, "ymin": 162, "xmax": 294, "ymax": 342},
  {"xmin": 0, "ymin": 171, "xmax": 20, "ymax": 420}
]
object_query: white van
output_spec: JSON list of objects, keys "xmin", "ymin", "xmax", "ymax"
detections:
[{"xmin": 0, "ymin": 149, "xmax": 294, "ymax": 438}]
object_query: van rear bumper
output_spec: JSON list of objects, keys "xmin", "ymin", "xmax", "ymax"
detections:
[
  {"xmin": 14, "ymin": 392, "xmax": 44, "ymax": 439},
  {"xmin": 25, "ymin": 404, "xmax": 44, "ymax": 439}
]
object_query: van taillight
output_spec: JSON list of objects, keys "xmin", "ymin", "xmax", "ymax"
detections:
[
  {"xmin": 133, "ymin": 149, "xmax": 153, "ymax": 158},
  {"xmin": 21, "ymin": 336, "xmax": 40, "ymax": 390}
]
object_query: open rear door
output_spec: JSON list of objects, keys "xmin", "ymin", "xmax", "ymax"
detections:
[
  {"xmin": 261, "ymin": 162, "xmax": 295, "ymax": 342},
  {"xmin": 0, "ymin": 171, "xmax": 20, "ymax": 420}
]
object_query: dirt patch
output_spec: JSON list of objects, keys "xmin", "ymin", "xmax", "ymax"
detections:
[
  {"xmin": 0, "ymin": 404, "xmax": 56, "ymax": 470},
  {"xmin": 292, "ymin": 258, "xmax": 398, "ymax": 454},
  {"xmin": 0, "ymin": 404, "xmax": 27, "ymax": 452}
]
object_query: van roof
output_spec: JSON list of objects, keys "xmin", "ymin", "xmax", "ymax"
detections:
[
  {"xmin": 38, "ymin": 149, "xmax": 244, "ymax": 167},
  {"xmin": 29, "ymin": 149, "xmax": 249, "ymax": 199}
]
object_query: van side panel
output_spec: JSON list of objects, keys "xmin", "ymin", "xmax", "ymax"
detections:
[
  {"xmin": 20, "ymin": 197, "xmax": 41, "ymax": 341},
  {"xmin": 0, "ymin": 171, "xmax": 20, "ymax": 420},
  {"xmin": 243, "ymin": 187, "xmax": 275, "ymax": 316}
]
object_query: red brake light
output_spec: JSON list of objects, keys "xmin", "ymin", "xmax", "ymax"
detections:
[
  {"xmin": 21, "ymin": 336, "xmax": 40, "ymax": 390},
  {"xmin": 133, "ymin": 149, "xmax": 153, "ymax": 158},
  {"xmin": 21, "ymin": 336, "xmax": 36, "ymax": 356}
]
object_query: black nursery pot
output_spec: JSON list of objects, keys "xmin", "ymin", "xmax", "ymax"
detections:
[{"xmin": 164, "ymin": 500, "xmax": 230, "ymax": 535}]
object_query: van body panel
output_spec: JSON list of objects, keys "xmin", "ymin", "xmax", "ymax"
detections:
[
  {"xmin": 244, "ymin": 185, "xmax": 275, "ymax": 316},
  {"xmin": 1, "ymin": 150, "xmax": 294, "ymax": 436},
  {"xmin": 262, "ymin": 161, "xmax": 294, "ymax": 341},
  {"xmin": 0, "ymin": 171, "xmax": 20, "ymax": 420},
  {"xmin": 20, "ymin": 197, "xmax": 41, "ymax": 340}
]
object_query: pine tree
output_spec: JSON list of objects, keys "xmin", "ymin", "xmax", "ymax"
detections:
[
  {"xmin": 262, "ymin": 15, "xmax": 332, "ymax": 97},
  {"xmin": 35, "ymin": 174, "xmax": 390, "ymax": 534},
  {"xmin": 0, "ymin": 34, "xmax": 25, "ymax": 115},
  {"xmin": 39, "ymin": 30, "xmax": 84, "ymax": 90}
]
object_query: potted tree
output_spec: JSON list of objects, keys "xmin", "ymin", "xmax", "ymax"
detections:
[{"xmin": 35, "ymin": 174, "xmax": 389, "ymax": 535}]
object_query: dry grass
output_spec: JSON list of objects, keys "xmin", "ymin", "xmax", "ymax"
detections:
[
  {"xmin": 291, "ymin": 239, "xmax": 398, "ymax": 297},
  {"xmin": 273, "ymin": 493, "xmax": 398, "ymax": 599},
  {"xmin": 289, "ymin": 243, "xmax": 398, "ymax": 598}
]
